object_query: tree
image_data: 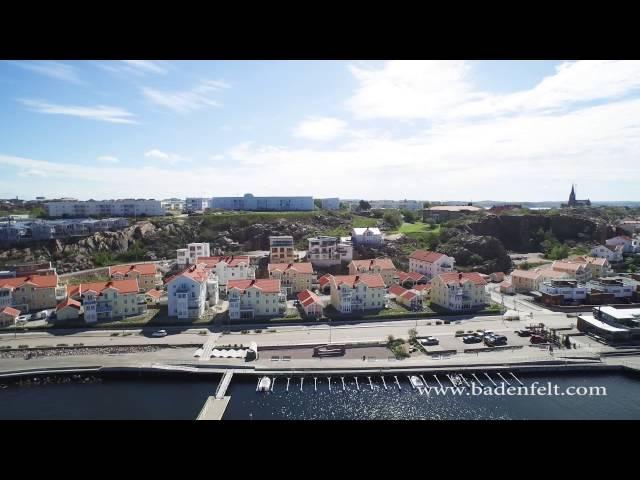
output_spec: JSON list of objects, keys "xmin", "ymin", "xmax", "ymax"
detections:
[
  {"xmin": 401, "ymin": 209, "xmax": 418, "ymax": 223},
  {"xmin": 358, "ymin": 200, "xmax": 371, "ymax": 211},
  {"xmin": 314, "ymin": 199, "xmax": 323, "ymax": 209},
  {"xmin": 383, "ymin": 210, "xmax": 402, "ymax": 229},
  {"xmin": 339, "ymin": 202, "xmax": 349, "ymax": 211}
]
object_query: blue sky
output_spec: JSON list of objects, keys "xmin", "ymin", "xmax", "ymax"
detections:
[{"xmin": 1, "ymin": 60, "xmax": 639, "ymax": 201}]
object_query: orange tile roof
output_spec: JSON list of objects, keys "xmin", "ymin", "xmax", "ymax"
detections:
[
  {"xmin": 319, "ymin": 274, "xmax": 331, "ymax": 288},
  {"xmin": 72, "ymin": 279, "xmax": 140, "ymax": 296},
  {"xmin": 56, "ymin": 298, "xmax": 81, "ymax": 311},
  {"xmin": 197, "ymin": 255, "xmax": 251, "ymax": 268},
  {"xmin": 511, "ymin": 269, "xmax": 543, "ymax": 280},
  {"xmin": 389, "ymin": 284, "xmax": 408, "ymax": 296},
  {"xmin": 109, "ymin": 263, "xmax": 157, "ymax": 276},
  {"xmin": 268, "ymin": 262, "xmax": 313, "ymax": 274},
  {"xmin": 330, "ymin": 274, "xmax": 386, "ymax": 289},
  {"xmin": 165, "ymin": 264, "xmax": 210, "ymax": 285},
  {"xmin": 410, "ymin": 250, "xmax": 449, "ymax": 263},
  {"xmin": 0, "ymin": 306, "xmax": 20, "ymax": 317},
  {"xmin": 297, "ymin": 289, "xmax": 323, "ymax": 307},
  {"xmin": 437, "ymin": 272, "xmax": 487, "ymax": 286},
  {"xmin": 350, "ymin": 258, "xmax": 396, "ymax": 271},
  {"xmin": 581, "ymin": 256, "xmax": 608, "ymax": 266},
  {"xmin": 552, "ymin": 261, "xmax": 587, "ymax": 273},
  {"xmin": 397, "ymin": 271, "xmax": 426, "ymax": 283},
  {"xmin": 145, "ymin": 289, "xmax": 163, "ymax": 299},
  {"xmin": 400, "ymin": 290, "xmax": 418, "ymax": 300},
  {"xmin": 227, "ymin": 279, "xmax": 281, "ymax": 294},
  {"xmin": 0, "ymin": 274, "xmax": 58, "ymax": 290}
]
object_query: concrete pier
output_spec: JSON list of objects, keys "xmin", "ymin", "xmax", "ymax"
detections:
[{"xmin": 197, "ymin": 396, "xmax": 230, "ymax": 420}]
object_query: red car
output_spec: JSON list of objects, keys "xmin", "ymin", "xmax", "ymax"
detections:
[{"xmin": 530, "ymin": 335, "xmax": 546, "ymax": 344}]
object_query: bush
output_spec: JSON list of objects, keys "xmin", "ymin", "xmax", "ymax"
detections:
[
  {"xmin": 436, "ymin": 321, "xmax": 442, "ymax": 325},
  {"xmin": 56, "ymin": 343, "xmax": 68, "ymax": 347},
  {"xmin": 456, "ymin": 330, "xmax": 464, "ymax": 334},
  {"xmin": 110, "ymin": 333, "xmax": 120, "ymax": 336},
  {"xmin": 18, "ymin": 344, "xmax": 29, "ymax": 349},
  {"xmin": 73, "ymin": 343, "xmax": 84, "ymax": 347},
  {"xmin": 255, "ymin": 329, "xmax": 262, "ymax": 333}
]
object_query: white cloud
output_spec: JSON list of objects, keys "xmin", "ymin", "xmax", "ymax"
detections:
[
  {"xmin": 293, "ymin": 117, "xmax": 348, "ymax": 141},
  {"xmin": 141, "ymin": 79, "xmax": 230, "ymax": 113},
  {"xmin": 144, "ymin": 149, "xmax": 187, "ymax": 164},
  {"xmin": 18, "ymin": 99, "xmax": 137, "ymax": 124},
  {"xmin": 9, "ymin": 61, "xmax": 84, "ymax": 85},
  {"xmin": 97, "ymin": 155, "xmax": 119, "ymax": 164},
  {"xmin": 96, "ymin": 60, "xmax": 168, "ymax": 77},
  {"xmin": 18, "ymin": 169, "xmax": 48, "ymax": 178},
  {"xmin": 210, "ymin": 154, "xmax": 224, "ymax": 160},
  {"xmin": 347, "ymin": 60, "xmax": 640, "ymax": 121}
]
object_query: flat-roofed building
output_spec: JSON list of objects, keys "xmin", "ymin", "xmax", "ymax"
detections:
[
  {"xmin": 46, "ymin": 199, "xmax": 165, "ymax": 218},
  {"xmin": 269, "ymin": 236, "xmax": 295, "ymax": 264},
  {"xmin": 307, "ymin": 235, "xmax": 353, "ymax": 267},
  {"xmin": 423, "ymin": 205, "xmax": 483, "ymax": 223},
  {"xmin": 211, "ymin": 193, "xmax": 314, "ymax": 211},
  {"xmin": 177, "ymin": 242, "xmax": 211, "ymax": 267}
]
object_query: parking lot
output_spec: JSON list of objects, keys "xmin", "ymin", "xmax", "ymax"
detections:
[{"xmin": 420, "ymin": 329, "xmax": 541, "ymax": 355}]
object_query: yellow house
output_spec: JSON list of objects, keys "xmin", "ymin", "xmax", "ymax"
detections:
[
  {"xmin": 0, "ymin": 306, "xmax": 20, "ymax": 326},
  {"xmin": 0, "ymin": 273, "xmax": 66, "ymax": 312},
  {"xmin": 430, "ymin": 272, "xmax": 488, "ymax": 311},
  {"xmin": 227, "ymin": 279, "xmax": 287, "ymax": 320},
  {"xmin": 68, "ymin": 279, "xmax": 145, "ymax": 324},
  {"xmin": 328, "ymin": 274, "xmax": 387, "ymax": 314},
  {"xmin": 268, "ymin": 262, "xmax": 314, "ymax": 296},
  {"xmin": 109, "ymin": 263, "xmax": 161, "ymax": 292},
  {"xmin": 348, "ymin": 258, "xmax": 397, "ymax": 286}
]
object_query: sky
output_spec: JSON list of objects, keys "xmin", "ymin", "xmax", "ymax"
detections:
[{"xmin": 1, "ymin": 59, "xmax": 640, "ymax": 202}]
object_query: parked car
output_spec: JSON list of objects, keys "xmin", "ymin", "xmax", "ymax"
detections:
[
  {"xmin": 530, "ymin": 335, "xmax": 546, "ymax": 344},
  {"xmin": 463, "ymin": 335, "xmax": 482, "ymax": 344},
  {"xmin": 151, "ymin": 329, "xmax": 168, "ymax": 337},
  {"xmin": 483, "ymin": 330, "xmax": 494, "ymax": 336},
  {"xmin": 421, "ymin": 336, "xmax": 439, "ymax": 346},
  {"xmin": 484, "ymin": 334, "xmax": 507, "ymax": 346},
  {"xmin": 515, "ymin": 329, "xmax": 532, "ymax": 337}
]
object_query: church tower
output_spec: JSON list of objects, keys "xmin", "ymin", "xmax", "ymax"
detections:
[{"xmin": 568, "ymin": 184, "xmax": 576, "ymax": 207}]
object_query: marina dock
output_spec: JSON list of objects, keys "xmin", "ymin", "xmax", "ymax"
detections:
[{"xmin": 197, "ymin": 396, "xmax": 231, "ymax": 421}]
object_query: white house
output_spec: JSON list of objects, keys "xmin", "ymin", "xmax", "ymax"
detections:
[
  {"xmin": 176, "ymin": 242, "xmax": 211, "ymax": 267},
  {"xmin": 538, "ymin": 279, "xmax": 588, "ymax": 301},
  {"xmin": 605, "ymin": 235, "xmax": 634, "ymax": 253},
  {"xmin": 590, "ymin": 245, "xmax": 624, "ymax": 263},
  {"xmin": 351, "ymin": 227, "xmax": 383, "ymax": 247},
  {"xmin": 165, "ymin": 264, "xmax": 219, "ymax": 319},
  {"xmin": 408, "ymin": 250, "xmax": 455, "ymax": 280},
  {"xmin": 196, "ymin": 255, "xmax": 255, "ymax": 290}
]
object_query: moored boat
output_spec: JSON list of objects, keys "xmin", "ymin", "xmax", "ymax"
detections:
[
  {"xmin": 410, "ymin": 376, "xmax": 424, "ymax": 389},
  {"xmin": 258, "ymin": 377, "xmax": 272, "ymax": 392}
]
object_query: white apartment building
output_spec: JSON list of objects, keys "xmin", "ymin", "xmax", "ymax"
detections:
[
  {"xmin": 328, "ymin": 274, "xmax": 387, "ymax": 314},
  {"xmin": 590, "ymin": 245, "xmax": 624, "ymax": 263},
  {"xmin": 269, "ymin": 236, "xmax": 295, "ymax": 263},
  {"xmin": 538, "ymin": 279, "xmax": 588, "ymax": 301},
  {"xmin": 587, "ymin": 277, "xmax": 638, "ymax": 299},
  {"xmin": 45, "ymin": 199, "xmax": 165, "ymax": 218},
  {"xmin": 166, "ymin": 264, "xmax": 219, "ymax": 319},
  {"xmin": 319, "ymin": 198, "xmax": 340, "ymax": 211},
  {"xmin": 408, "ymin": 250, "xmax": 455, "ymax": 280},
  {"xmin": 227, "ymin": 279, "xmax": 286, "ymax": 320},
  {"xmin": 185, "ymin": 198, "xmax": 209, "ymax": 212},
  {"xmin": 197, "ymin": 255, "xmax": 256, "ymax": 290},
  {"xmin": 351, "ymin": 227, "xmax": 383, "ymax": 247},
  {"xmin": 430, "ymin": 272, "xmax": 488, "ymax": 312},
  {"xmin": 176, "ymin": 242, "xmax": 211, "ymax": 267},
  {"xmin": 307, "ymin": 236, "xmax": 353, "ymax": 267},
  {"xmin": 161, "ymin": 198, "xmax": 185, "ymax": 211}
]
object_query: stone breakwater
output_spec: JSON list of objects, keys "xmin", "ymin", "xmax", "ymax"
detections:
[
  {"xmin": 0, "ymin": 345, "xmax": 166, "ymax": 359},
  {"xmin": 0, "ymin": 374, "xmax": 101, "ymax": 389}
]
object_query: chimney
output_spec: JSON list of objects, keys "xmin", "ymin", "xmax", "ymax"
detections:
[{"xmin": 458, "ymin": 272, "xmax": 462, "ymax": 280}]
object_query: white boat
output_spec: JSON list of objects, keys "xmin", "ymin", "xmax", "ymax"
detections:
[
  {"xmin": 410, "ymin": 376, "xmax": 424, "ymax": 389},
  {"xmin": 258, "ymin": 377, "xmax": 272, "ymax": 392}
]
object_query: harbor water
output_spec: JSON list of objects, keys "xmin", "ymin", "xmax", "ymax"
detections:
[{"xmin": 1, "ymin": 371, "xmax": 640, "ymax": 420}]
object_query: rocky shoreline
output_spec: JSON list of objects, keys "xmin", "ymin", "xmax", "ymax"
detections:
[{"xmin": 0, "ymin": 344, "xmax": 168, "ymax": 359}]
